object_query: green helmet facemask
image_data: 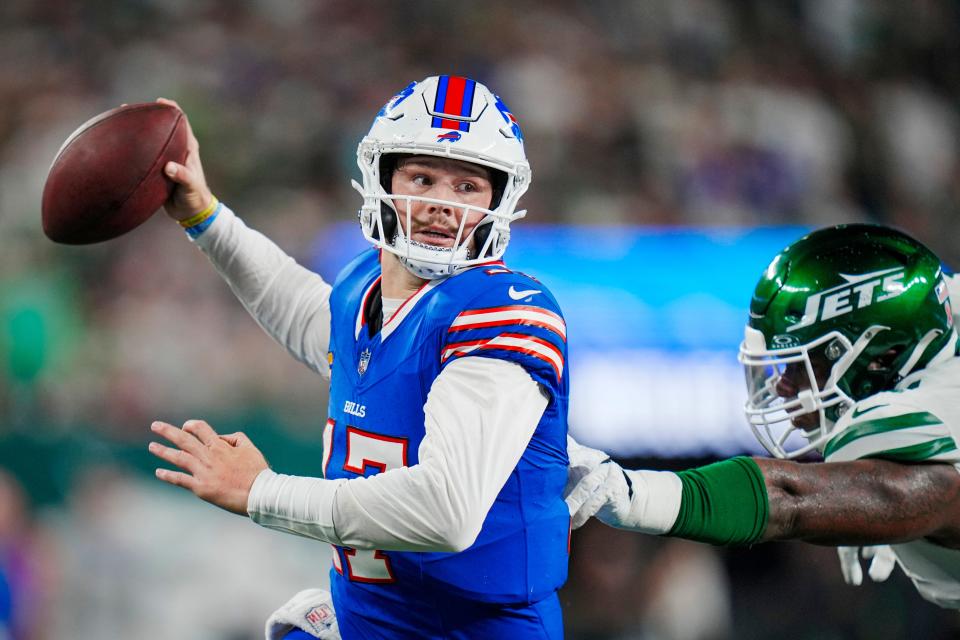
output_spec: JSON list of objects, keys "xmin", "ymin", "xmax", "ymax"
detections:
[{"xmin": 738, "ymin": 224, "xmax": 956, "ymax": 459}]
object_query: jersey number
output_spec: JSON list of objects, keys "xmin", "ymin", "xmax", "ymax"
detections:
[{"xmin": 328, "ymin": 423, "xmax": 409, "ymax": 583}]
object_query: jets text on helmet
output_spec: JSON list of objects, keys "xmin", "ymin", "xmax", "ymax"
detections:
[{"xmin": 787, "ymin": 268, "xmax": 907, "ymax": 331}]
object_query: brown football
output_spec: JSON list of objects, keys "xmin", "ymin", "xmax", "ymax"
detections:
[{"xmin": 41, "ymin": 102, "xmax": 188, "ymax": 244}]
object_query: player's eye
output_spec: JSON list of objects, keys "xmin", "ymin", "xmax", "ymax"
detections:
[
  {"xmin": 411, "ymin": 174, "xmax": 431, "ymax": 187},
  {"xmin": 458, "ymin": 180, "xmax": 489, "ymax": 194}
]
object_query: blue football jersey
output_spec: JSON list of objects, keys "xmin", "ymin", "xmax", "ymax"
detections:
[{"xmin": 322, "ymin": 250, "xmax": 569, "ymax": 635}]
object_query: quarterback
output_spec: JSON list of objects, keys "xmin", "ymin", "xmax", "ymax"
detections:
[
  {"xmin": 567, "ymin": 224, "xmax": 960, "ymax": 609},
  {"xmin": 149, "ymin": 76, "xmax": 570, "ymax": 638}
]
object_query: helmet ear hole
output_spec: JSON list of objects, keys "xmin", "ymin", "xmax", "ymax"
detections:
[
  {"xmin": 379, "ymin": 154, "xmax": 406, "ymax": 193},
  {"xmin": 374, "ymin": 153, "xmax": 407, "ymax": 245},
  {"xmin": 472, "ymin": 220, "xmax": 493, "ymax": 259},
  {"xmin": 489, "ymin": 170, "xmax": 508, "ymax": 210},
  {"xmin": 374, "ymin": 203, "xmax": 397, "ymax": 244}
]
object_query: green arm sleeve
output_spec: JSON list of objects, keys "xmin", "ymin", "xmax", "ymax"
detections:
[{"xmin": 667, "ymin": 456, "xmax": 769, "ymax": 546}]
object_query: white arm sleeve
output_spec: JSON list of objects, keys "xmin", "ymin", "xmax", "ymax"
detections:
[
  {"xmin": 247, "ymin": 356, "xmax": 549, "ymax": 552},
  {"xmin": 191, "ymin": 206, "xmax": 332, "ymax": 379}
]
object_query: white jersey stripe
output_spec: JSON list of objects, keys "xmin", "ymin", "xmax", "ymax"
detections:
[
  {"xmin": 354, "ymin": 276, "xmax": 444, "ymax": 341},
  {"xmin": 450, "ymin": 306, "xmax": 566, "ymax": 341},
  {"xmin": 454, "ymin": 304, "xmax": 564, "ymax": 324},
  {"xmin": 442, "ymin": 333, "xmax": 564, "ymax": 380}
]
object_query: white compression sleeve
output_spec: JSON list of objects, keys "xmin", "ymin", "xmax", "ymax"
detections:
[
  {"xmin": 247, "ymin": 357, "xmax": 549, "ymax": 552},
  {"xmin": 618, "ymin": 468, "xmax": 683, "ymax": 534},
  {"xmin": 190, "ymin": 205, "xmax": 332, "ymax": 379}
]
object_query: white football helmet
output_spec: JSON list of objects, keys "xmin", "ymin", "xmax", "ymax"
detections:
[{"xmin": 354, "ymin": 75, "xmax": 532, "ymax": 279}]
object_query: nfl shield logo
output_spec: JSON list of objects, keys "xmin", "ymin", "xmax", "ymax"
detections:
[{"xmin": 358, "ymin": 349, "xmax": 372, "ymax": 375}]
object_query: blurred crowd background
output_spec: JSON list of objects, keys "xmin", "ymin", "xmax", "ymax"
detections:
[{"xmin": 3, "ymin": 0, "xmax": 960, "ymax": 637}]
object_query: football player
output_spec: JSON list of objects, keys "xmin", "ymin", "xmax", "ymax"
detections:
[
  {"xmin": 566, "ymin": 224, "xmax": 960, "ymax": 609},
  {"xmin": 149, "ymin": 76, "xmax": 571, "ymax": 638}
]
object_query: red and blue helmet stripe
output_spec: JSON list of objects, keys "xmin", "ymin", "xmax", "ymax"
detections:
[{"xmin": 431, "ymin": 75, "xmax": 476, "ymax": 132}]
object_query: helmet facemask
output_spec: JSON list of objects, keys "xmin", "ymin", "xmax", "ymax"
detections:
[
  {"xmin": 740, "ymin": 326, "xmax": 877, "ymax": 459},
  {"xmin": 353, "ymin": 153, "xmax": 523, "ymax": 280}
]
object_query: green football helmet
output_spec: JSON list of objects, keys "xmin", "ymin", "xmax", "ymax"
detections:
[{"xmin": 739, "ymin": 224, "xmax": 956, "ymax": 458}]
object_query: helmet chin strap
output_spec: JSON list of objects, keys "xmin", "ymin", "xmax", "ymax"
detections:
[{"xmin": 396, "ymin": 240, "xmax": 470, "ymax": 280}]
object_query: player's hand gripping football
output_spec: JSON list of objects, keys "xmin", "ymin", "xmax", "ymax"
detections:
[
  {"xmin": 155, "ymin": 98, "xmax": 214, "ymax": 222},
  {"xmin": 149, "ymin": 419, "xmax": 269, "ymax": 515}
]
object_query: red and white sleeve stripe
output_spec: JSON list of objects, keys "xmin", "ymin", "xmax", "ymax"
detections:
[
  {"xmin": 444, "ymin": 305, "xmax": 566, "ymax": 381},
  {"xmin": 448, "ymin": 305, "xmax": 566, "ymax": 341},
  {"xmin": 441, "ymin": 333, "xmax": 565, "ymax": 380}
]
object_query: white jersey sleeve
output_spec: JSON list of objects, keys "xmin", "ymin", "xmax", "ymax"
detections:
[
  {"xmin": 824, "ymin": 358, "xmax": 960, "ymax": 465},
  {"xmin": 247, "ymin": 356, "xmax": 548, "ymax": 552},
  {"xmin": 191, "ymin": 206, "xmax": 332, "ymax": 379},
  {"xmin": 824, "ymin": 355, "xmax": 960, "ymax": 609},
  {"xmin": 823, "ymin": 400, "xmax": 956, "ymax": 464}
]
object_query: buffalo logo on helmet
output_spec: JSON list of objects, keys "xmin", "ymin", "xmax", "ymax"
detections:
[{"xmin": 436, "ymin": 130, "xmax": 462, "ymax": 143}]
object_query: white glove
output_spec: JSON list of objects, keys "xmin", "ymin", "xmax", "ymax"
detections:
[
  {"xmin": 837, "ymin": 545, "xmax": 897, "ymax": 586},
  {"xmin": 565, "ymin": 460, "xmax": 632, "ymax": 529},
  {"xmin": 265, "ymin": 588, "xmax": 340, "ymax": 640},
  {"xmin": 565, "ymin": 435, "xmax": 611, "ymax": 498},
  {"xmin": 565, "ymin": 453, "xmax": 682, "ymax": 534}
]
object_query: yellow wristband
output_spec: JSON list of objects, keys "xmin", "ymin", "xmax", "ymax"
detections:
[{"xmin": 179, "ymin": 196, "xmax": 219, "ymax": 228}]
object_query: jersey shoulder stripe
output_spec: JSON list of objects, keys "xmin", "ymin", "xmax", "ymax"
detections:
[
  {"xmin": 449, "ymin": 304, "xmax": 567, "ymax": 342},
  {"xmin": 442, "ymin": 332, "xmax": 564, "ymax": 381},
  {"xmin": 863, "ymin": 437, "xmax": 958, "ymax": 463},
  {"xmin": 824, "ymin": 411, "xmax": 943, "ymax": 459},
  {"xmin": 437, "ymin": 269, "xmax": 568, "ymax": 390},
  {"xmin": 824, "ymin": 411, "xmax": 958, "ymax": 462}
]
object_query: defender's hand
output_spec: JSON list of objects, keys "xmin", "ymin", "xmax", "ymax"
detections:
[
  {"xmin": 565, "ymin": 460, "xmax": 633, "ymax": 529},
  {"xmin": 565, "ymin": 435, "xmax": 611, "ymax": 498},
  {"xmin": 149, "ymin": 419, "xmax": 268, "ymax": 515},
  {"xmin": 837, "ymin": 545, "xmax": 897, "ymax": 586},
  {"xmin": 157, "ymin": 98, "xmax": 214, "ymax": 222}
]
